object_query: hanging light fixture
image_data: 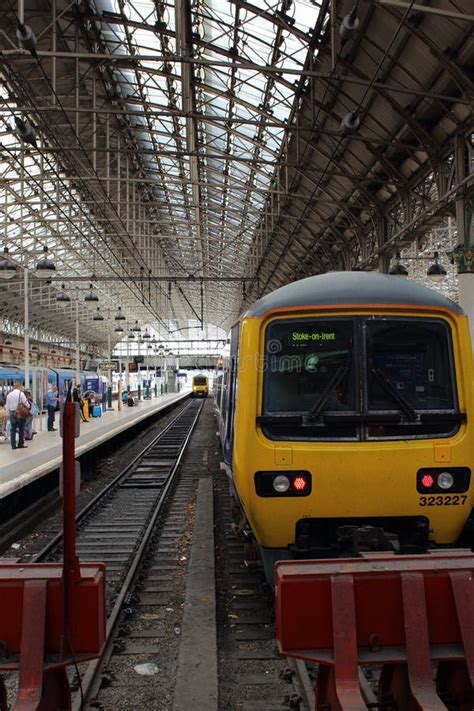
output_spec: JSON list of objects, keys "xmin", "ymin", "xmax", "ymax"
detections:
[
  {"xmin": 115, "ymin": 325, "xmax": 124, "ymax": 333},
  {"xmin": 142, "ymin": 327, "xmax": 151, "ymax": 340},
  {"xmin": 56, "ymin": 283, "xmax": 71, "ymax": 303},
  {"xmin": 0, "ymin": 247, "xmax": 17, "ymax": 280},
  {"xmin": 5, "ymin": 338, "xmax": 12, "ymax": 346},
  {"xmin": 84, "ymin": 283, "xmax": 99, "ymax": 302},
  {"xmin": 427, "ymin": 251, "xmax": 447, "ymax": 282},
  {"xmin": 35, "ymin": 246, "xmax": 56, "ymax": 279},
  {"xmin": 93, "ymin": 307, "xmax": 104, "ymax": 321},
  {"xmin": 132, "ymin": 320, "xmax": 141, "ymax": 332},
  {"xmin": 128, "ymin": 330, "xmax": 135, "ymax": 340},
  {"xmin": 388, "ymin": 252, "xmax": 408, "ymax": 278},
  {"xmin": 115, "ymin": 306, "xmax": 126, "ymax": 321}
]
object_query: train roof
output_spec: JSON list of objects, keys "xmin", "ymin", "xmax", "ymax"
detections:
[{"xmin": 241, "ymin": 272, "xmax": 464, "ymax": 319}]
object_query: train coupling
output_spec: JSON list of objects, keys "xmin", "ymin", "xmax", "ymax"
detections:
[
  {"xmin": 275, "ymin": 549, "xmax": 474, "ymax": 710},
  {"xmin": 336, "ymin": 525, "xmax": 400, "ymax": 556}
]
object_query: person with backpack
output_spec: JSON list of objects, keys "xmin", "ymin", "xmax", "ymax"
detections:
[{"xmin": 5, "ymin": 382, "xmax": 30, "ymax": 449}]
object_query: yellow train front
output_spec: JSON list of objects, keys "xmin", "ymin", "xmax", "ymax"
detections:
[
  {"xmin": 191, "ymin": 375, "xmax": 209, "ymax": 398},
  {"xmin": 218, "ymin": 272, "xmax": 474, "ymax": 581}
]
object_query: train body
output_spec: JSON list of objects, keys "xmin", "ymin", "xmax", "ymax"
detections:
[
  {"xmin": 216, "ymin": 272, "xmax": 474, "ymax": 580},
  {"xmin": 192, "ymin": 375, "xmax": 209, "ymax": 397},
  {"xmin": 0, "ymin": 365, "xmax": 105, "ymax": 406}
]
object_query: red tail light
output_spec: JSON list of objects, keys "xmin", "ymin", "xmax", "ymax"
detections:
[
  {"xmin": 292, "ymin": 476, "xmax": 308, "ymax": 491},
  {"xmin": 421, "ymin": 473, "xmax": 435, "ymax": 489}
]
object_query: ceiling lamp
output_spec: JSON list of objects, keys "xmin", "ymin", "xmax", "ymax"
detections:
[
  {"xmin": 35, "ymin": 246, "xmax": 56, "ymax": 279},
  {"xmin": 84, "ymin": 283, "xmax": 99, "ymax": 302},
  {"xmin": 115, "ymin": 325, "xmax": 124, "ymax": 333},
  {"xmin": 128, "ymin": 330, "xmax": 135, "ymax": 340},
  {"xmin": 142, "ymin": 327, "xmax": 151, "ymax": 339},
  {"xmin": 31, "ymin": 344, "xmax": 38, "ymax": 351},
  {"xmin": 132, "ymin": 320, "xmax": 141, "ymax": 332},
  {"xmin": 388, "ymin": 252, "xmax": 408, "ymax": 278},
  {"xmin": 115, "ymin": 306, "xmax": 126, "ymax": 321},
  {"xmin": 56, "ymin": 283, "xmax": 71, "ymax": 303},
  {"xmin": 5, "ymin": 338, "xmax": 12, "ymax": 346},
  {"xmin": 0, "ymin": 247, "xmax": 17, "ymax": 280},
  {"xmin": 427, "ymin": 251, "xmax": 447, "ymax": 282},
  {"xmin": 51, "ymin": 349, "xmax": 56, "ymax": 354},
  {"xmin": 93, "ymin": 307, "xmax": 104, "ymax": 321}
]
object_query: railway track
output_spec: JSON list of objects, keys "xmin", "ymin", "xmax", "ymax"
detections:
[
  {"xmin": 33, "ymin": 398, "xmax": 203, "ymax": 709},
  {"xmin": 214, "ymin": 466, "xmax": 315, "ymax": 711}
]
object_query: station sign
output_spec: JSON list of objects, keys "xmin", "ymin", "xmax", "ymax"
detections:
[
  {"xmin": 99, "ymin": 361, "xmax": 118, "ymax": 371},
  {"xmin": 134, "ymin": 355, "xmax": 144, "ymax": 363}
]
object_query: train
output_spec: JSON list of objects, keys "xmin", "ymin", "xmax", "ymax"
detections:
[
  {"xmin": 0, "ymin": 365, "xmax": 103, "ymax": 406},
  {"xmin": 215, "ymin": 271, "xmax": 474, "ymax": 581},
  {"xmin": 191, "ymin": 375, "xmax": 209, "ymax": 397}
]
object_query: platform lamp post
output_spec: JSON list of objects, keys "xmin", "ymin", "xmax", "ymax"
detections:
[
  {"xmin": 152, "ymin": 338, "xmax": 158, "ymax": 397},
  {"xmin": 142, "ymin": 327, "xmax": 151, "ymax": 399},
  {"xmin": 126, "ymin": 327, "xmax": 134, "ymax": 392}
]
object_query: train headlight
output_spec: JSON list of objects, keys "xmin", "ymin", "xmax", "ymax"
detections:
[
  {"xmin": 255, "ymin": 471, "xmax": 312, "ymax": 497},
  {"xmin": 273, "ymin": 475, "xmax": 290, "ymax": 493},
  {"xmin": 437, "ymin": 472, "xmax": 454, "ymax": 490},
  {"xmin": 417, "ymin": 467, "xmax": 470, "ymax": 493}
]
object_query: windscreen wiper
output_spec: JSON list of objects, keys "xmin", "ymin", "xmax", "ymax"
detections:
[
  {"xmin": 256, "ymin": 414, "xmax": 303, "ymax": 425},
  {"xmin": 307, "ymin": 340, "xmax": 353, "ymax": 422},
  {"xmin": 370, "ymin": 367, "xmax": 417, "ymax": 422}
]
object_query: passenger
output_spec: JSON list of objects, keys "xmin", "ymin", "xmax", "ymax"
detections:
[
  {"xmin": 46, "ymin": 384, "xmax": 59, "ymax": 432},
  {"xmin": 73, "ymin": 384, "xmax": 89, "ymax": 422},
  {"xmin": 126, "ymin": 386, "xmax": 134, "ymax": 407},
  {"xmin": 0, "ymin": 399, "xmax": 7, "ymax": 443},
  {"xmin": 5, "ymin": 381, "xmax": 31, "ymax": 449},
  {"xmin": 23, "ymin": 390, "xmax": 38, "ymax": 442}
]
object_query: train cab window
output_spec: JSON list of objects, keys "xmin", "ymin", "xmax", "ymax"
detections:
[
  {"xmin": 262, "ymin": 318, "xmax": 358, "ymax": 440},
  {"xmin": 365, "ymin": 318, "xmax": 458, "ymax": 438},
  {"xmin": 261, "ymin": 316, "xmax": 460, "ymax": 442}
]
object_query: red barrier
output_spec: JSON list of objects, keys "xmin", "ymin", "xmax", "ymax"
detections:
[
  {"xmin": 275, "ymin": 551, "xmax": 474, "ymax": 710},
  {"xmin": 0, "ymin": 398, "xmax": 106, "ymax": 710}
]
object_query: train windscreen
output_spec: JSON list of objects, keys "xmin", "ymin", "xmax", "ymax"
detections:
[{"xmin": 262, "ymin": 317, "xmax": 459, "ymax": 441}]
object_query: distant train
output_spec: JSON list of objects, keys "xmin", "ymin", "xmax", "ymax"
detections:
[
  {"xmin": 191, "ymin": 375, "xmax": 209, "ymax": 398},
  {"xmin": 216, "ymin": 272, "xmax": 474, "ymax": 582},
  {"xmin": 0, "ymin": 365, "xmax": 103, "ymax": 407}
]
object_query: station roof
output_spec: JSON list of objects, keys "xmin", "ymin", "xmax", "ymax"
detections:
[{"xmin": 0, "ymin": 0, "xmax": 472, "ymax": 351}]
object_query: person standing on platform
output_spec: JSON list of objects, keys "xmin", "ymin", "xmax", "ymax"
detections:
[
  {"xmin": 73, "ymin": 384, "xmax": 89, "ymax": 423},
  {"xmin": 0, "ymin": 399, "xmax": 7, "ymax": 443},
  {"xmin": 46, "ymin": 384, "xmax": 59, "ymax": 432},
  {"xmin": 5, "ymin": 382, "xmax": 30, "ymax": 450}
]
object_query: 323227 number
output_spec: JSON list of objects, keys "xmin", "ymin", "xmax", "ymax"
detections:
[{"xmin": 419, "ymin": 495, "xmax": 467, "ymax": 507}]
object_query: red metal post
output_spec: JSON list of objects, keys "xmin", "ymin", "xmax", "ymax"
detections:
[
  {"xmin": 401, "ymin": 572, "xmax": 447, "ymax": 709},
  {"xmin": 12, "ymin": 580, "xmax": 47, "ymax": 711},
  {"xmin": 62, "ymin": 401, "xmax": 81, "ymax": 660}
]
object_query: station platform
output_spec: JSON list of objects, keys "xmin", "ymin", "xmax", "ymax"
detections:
[{"xmin": 0, "ymin": 390, "xmax": 190, "ymax": 501}]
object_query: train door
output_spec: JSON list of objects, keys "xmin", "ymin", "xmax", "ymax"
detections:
[{"xmin": 223, "ymin": 325, "xmax": 239, "ymax": 463}]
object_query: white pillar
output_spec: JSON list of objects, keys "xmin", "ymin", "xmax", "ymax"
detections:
[
  {"xmin": 126, "ymin": 340, "xmax": 130, "ymax": 389},
  {"xmin": 24, "ymin": 268, "xmax": 30, "ymax": 389},
  {"xmin": 458, "ymin": 273, "xmax": 474, "ymax": 345}
]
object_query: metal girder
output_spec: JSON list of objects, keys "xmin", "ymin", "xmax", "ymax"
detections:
[{"xmin": 0, "ymin": 0, "xmax": 472, "ymax": 350}]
